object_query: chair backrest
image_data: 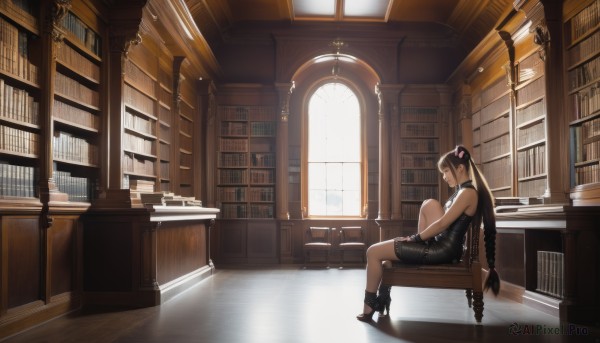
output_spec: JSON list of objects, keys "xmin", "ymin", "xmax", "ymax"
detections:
[
  {"xmin": 464, "ymin": 222, "xmax": 481, "ymax": 267},
  {"xmin": 339, "ymin": 226, "xmax": 364, "ymax": 243},
  {"xmin": 306, "ymin": 227, "xmax": 331, "ymax": 243}
]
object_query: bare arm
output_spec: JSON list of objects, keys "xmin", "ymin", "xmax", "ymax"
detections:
[{"xmin": 401, "ymin": 188, "xmax": 478, "ymax": 241}]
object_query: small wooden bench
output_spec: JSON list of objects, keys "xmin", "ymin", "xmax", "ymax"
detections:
[{"xmin": 381, "ymin": 225, "xmax": 484, "ymax": 323}]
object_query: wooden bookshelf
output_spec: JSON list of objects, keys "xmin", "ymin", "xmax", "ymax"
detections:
[
  {"xmin": 398, "ymin": 107, "xmax": 440, "ymax": 222},
  {"xmin": 566, "ymin": 0, "xmax": 600, "ymax": 191},
  {"xmin": 177, "ymin": 68, "xmax": 197, "ymax": 197},
  {"xmin": 515, "ymin": 51, "xmax": 547, "ymax": 197},
  {"xmin": 0, "ymin": 1, "xmax": 40, "ymax": 200},
  {"xmin": 216, "ymin": 104, "xmax": 276, "ymax": 219},
  {"xmin": 53, "ymin": 8, "xmax": 103, "ymax": 202},
  {"xmin": 479, "ymin": 77, "xmax": 512, "ymax": 197}
]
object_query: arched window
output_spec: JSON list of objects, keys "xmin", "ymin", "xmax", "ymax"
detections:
[{"xmin": 307, "ymin": 82, "xmax": 361, "ymax": 216}]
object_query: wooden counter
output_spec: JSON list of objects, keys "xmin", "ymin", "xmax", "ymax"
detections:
[
  {"xmin": 495, "ymin": 205, "xmax": 599, "ymax": 326},
  {"xmin": 82, "ymin": 206, "xmax": 219, "ymax": 307}
]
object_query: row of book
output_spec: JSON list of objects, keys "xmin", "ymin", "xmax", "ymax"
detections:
[
  {"xmin": 180, "ymin": 134, "xmax": 193, "ymax": 153},
  {"xmin": 180, "ymin": 116, "xmax": 193, "ymax": 136},
  {"xmin": 124, "ymin": 59, "xmax": 155, "ymax": 97},
  {"xmin": 1, "ymin": 0, "xmax": 37, "ymax": 27},
  {"xmin": 400, "ymin": 153, "xmax": 437, "ymax": 169},
  {"xmin": 124, "ymin": 84, "xmax": 155, "ymax": 117},
  {"xmin": 159, "ymin": 161, "xmax": 169, "ymax": 178},
  {"xmin": 482, "ymin": 156, "xmax": 512, "ymax": 190},
  {"xmin": 219, "ymin": 137, "xmax": 248, "ymax": 152},
  {"xmin": 0, "ymin": 78, "xmax": 39, "ymax": 125},
  {"xmin": 52, "ymin": 131, "xmax": 98, "ymax": 165},
  {"xmin": 0, "ymin": 15, "xmax": 39, "ymax": 81},
  {"xmin": 123, "ymin": 153, "xmax": 155, "ymax": 176},
  {"xmin": 517, "ymin": 145, "xmax": 546, "ymax": 178},
  {"xmin": 471, "ymin": 111, "xmax": 481, "ymax": 128},
  {"xmin": 219, "ymin": 152, "xmax": 247, "ymax": 167},
  {"xmin": 400, "ymin": 107, "xmax": 438, "ymax": 122},
  {"xmin": 536, "ymin": 251, "xmax": 564, "ymax": 299},
  {"xmin": 250, "ymin": 121, "xmax": 276, "ymax": 136},
  {"xmin": 251, "ymin": 153, "xmax": 275, "ymax": 167},
  {"xmin": 159, "ymin": 142, "xmax": 170, "ymax": 161},
  {"xmin": 582, "ymin": 139, "xmax": 600, "ymax": 161},
  {"xmin": 473, "ymin": 128, "xmax": 481, "ymax": 146},
  {"xmin": 400, "ymin": 169, "xmax": 438, "ymax": 184},
  {"xmin": 125, "ymin": 110, "xmax": 156, "ymax": 137},
  {"xmin": 249, "ymin": 204, "xmax": 274, "ymax": 218},
  {"xmin": 219, "ymin": 105, "xmax": 275, "ymax": 122},
  {"xmin": 571, "ymin": 81, "xmax": 600, "ymax": 120},
  {"xmin": 567, "ymin": 29, "xmax": 600, "ymax": 67},
  {"xmin": 400, "ymin": 185, "xmax": 438, "ymax": 202},
  {"xmin": 399, "ymin": 138, "xmax": 438, "ymax": 153},
  {"xmin": 159, "ymin": 105, "xmax": 172, "ymax": 125},
  {"xmin": 124, "ymin": 132, "xmax": 155, "ymax": 156},
  {"xmin": 482, "ymin": 77, "xmax": 509, "ymax": 106},
  {"xmin": 400, "ymin": 122, "xmax": 438, "ymax": 137},
  {"xmin": 575, "ymin": 162, "xmax": 600, "ymax": 184},
  {"xmin": 57, "ymin": 43, "xmax": 100, "ymax": 82},
  {"xmin": 179, "ymin": 151, "xmax": 192, "ymax": 166},
  {"xmin": 55, "ymin": 72, "xmax": 99, "ymax": 108},
  {"xmin": 480, "ymin": 93, "xmax": 510, "ymax": 124},
  {"xmin": 249, "ymin": 169, "xmax": 275, "ymax": 184},
  {"xmin": 517, "ymin": 120, "xmax": 545, "ymax": 147},
  {"xmin": 0, "ymin": 161, "xmax": 35, "ymax": 197},
  {"xmin": 220, "ymin": 203, "xmax": 248, "ymax": 218},
  {"xmin": 0, "ymin": 123, "xmax": 38, "ymax": 155},
  {"xmin": 516, "ymin": 99, "xmax": 545, "ymax": 126},
  {"xmin": 54, "ymin": 169, "xmax": 94, "ymax": 202},
  {"xmin": 516, "ymin": 75, "xmax": 545, "ymax": 107},
  {"xmin": 569, "ymin": 0, "xmax": 599, "ymax": 42},
  {"xmin": 567, "ymin": 55, "xmax": 600, "ymax": 92},
  {"xmin": 481, "ymin": 134, "xmax": 510, "ymax": 162},
  {"xmin": 582, "ymin": 116, "xmax": 600, "ymax": 139},
  {"xmin": 159, "ymin": 122, "xmax": 171, "ymax": 141},
  {"xmin": 481, "ymin": 115, "xmax": 509, "ymax": 142},
  {"xmin": 61, "ymin": 11, "xmax": 101, "ymax": 56},
  {"xmin": 518, "ymin": 177, "xmax": 546, "ymax": 197},
  {"xmin": 517, "ymin": 53, "xmax": 543, "ymax": 84},
  {"xmin": 401, "ymin": 203, "xmax": 421, "ymax": 220},
  {"xmin": 218, "ymin": 186, "xmax": 247, "ymax": 202},
  {"xmin": 180, "ymin": 167, "xmax": 192, "ymax": 185},
  {"xmin": 221, "ymin": 121, "xmax": 247, "ymax": 136},
  {"xmin": 218, "ymin": 169, "xmax": 248, "ymax": 185},
  {"xmin": 53, "ymin": 99, "xmax": 99, "ymax": 130}
]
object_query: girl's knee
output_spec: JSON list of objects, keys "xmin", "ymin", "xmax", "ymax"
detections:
[{"xmin": 421, "ymin": 198, "xmax": 441, "ymax": 209}]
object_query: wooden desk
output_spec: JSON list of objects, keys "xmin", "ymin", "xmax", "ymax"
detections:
[
  {"xmin": 495, "ymin": 205, "xmax": 599, "ymax": 326},
  {"xmin": 82, "ymin": 206, "xmax": 219, "ymax": 307}
]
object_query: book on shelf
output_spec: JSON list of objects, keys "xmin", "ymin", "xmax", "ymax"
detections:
[
  {"xmin": 0, "ymin": 16, "xmax": 39, "ymax": 83},
  {"xmin": 60, "ymin": 11, "xmax": 101, "ymax": 56},
  {"xmin": 0, "ymin": 160, "xmax": 36, "ymax": 198},
  {"xmin": 0, "ymin": 78, "xmax": 40, "ymax": 125}
]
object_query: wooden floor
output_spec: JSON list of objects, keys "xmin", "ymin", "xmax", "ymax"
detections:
[{"xmin": 3, "ymin": 267, "xmax": 598, "ymax": 343}]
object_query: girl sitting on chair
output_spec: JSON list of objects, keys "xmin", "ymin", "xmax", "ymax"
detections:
[{"xmin": 357, "ymin": 145, "xmax": 500, "ymax": 322}]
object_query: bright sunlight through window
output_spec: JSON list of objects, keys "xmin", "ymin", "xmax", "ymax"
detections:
[{"xmin": 308, "ymin": 82, "xmax": 361, "ymax": 216}]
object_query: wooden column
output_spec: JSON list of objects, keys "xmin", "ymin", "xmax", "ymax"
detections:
[
  {"xmin": 376, "ymin": 84, "xmax": 403, "ymax": 220},
  {"xmin": 516, "ymin": 0, "xmax": 568, "ymax": 203},
  {"xmin": 200, "ymin": 80, "xmax": 217, "ymax": 208},
  {"xmin": 275, "ymin": 82, "xmax": 295, "ymax": 220},
  {"xmin": 105, "ymin": 3, "xmax": 144, "ymax": 191}
]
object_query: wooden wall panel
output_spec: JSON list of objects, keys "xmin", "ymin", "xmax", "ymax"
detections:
[
  {"xmin": 5, "ymin": 216, "xmax": 40, "ymax": 309},
  {"xmin": 50, "ymin": 217, "xmax": 79, "ymax": 297},
  {"xmin": 157, "ymin": 222, "xmax": 207, "ymax": 284}
]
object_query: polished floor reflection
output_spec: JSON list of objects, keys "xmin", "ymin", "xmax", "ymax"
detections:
[{"xmin": 3, "ymin": 267, "xmax": 599, "ymax": 343}]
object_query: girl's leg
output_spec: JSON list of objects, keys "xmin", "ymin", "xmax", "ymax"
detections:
[
  {"xmin": 363, "ymin": 239, "xmax": 397, "ymax": 313},
  {"xmin": 417, "ymin": 199, "xmax": 444, "ymax": 233}
]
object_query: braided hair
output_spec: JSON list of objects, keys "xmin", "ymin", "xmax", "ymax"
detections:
[{"xmin": 438, "ymin": 145, "xmax": 500, "ymax": 295}]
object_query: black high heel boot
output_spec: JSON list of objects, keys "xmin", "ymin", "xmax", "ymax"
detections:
[
  {"xmin": 377, "ymin": 285, "xmax": 392, "ymax": 316},
  {"xmin": 356, "ymin": 291, "xmax": 380, "ymax": 322}
]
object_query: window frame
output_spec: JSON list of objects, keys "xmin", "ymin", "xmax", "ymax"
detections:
[{"xmin": 301, "ymin": 79, "xmax": 368, "ymax": 219}]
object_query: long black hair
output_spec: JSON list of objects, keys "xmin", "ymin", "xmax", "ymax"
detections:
[{"xmin": 438, "ymin": 145, "xmax": 500, "ymax": 295}]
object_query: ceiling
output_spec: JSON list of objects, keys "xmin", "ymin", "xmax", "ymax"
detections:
[{"xmin": 185, "ymin": 0, "xmax": 514, "ymax": 53}]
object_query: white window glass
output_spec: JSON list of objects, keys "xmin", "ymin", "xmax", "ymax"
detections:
[{"xmin": 308, "ymin": 82, "xmax": 361, "ymax": 216}]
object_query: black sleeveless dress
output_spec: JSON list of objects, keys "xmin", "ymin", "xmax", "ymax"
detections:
[{"xmin": 393, "ymin": 181, "xmax": 475, "ymax": 264}]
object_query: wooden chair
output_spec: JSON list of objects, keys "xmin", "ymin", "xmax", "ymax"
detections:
[
  {"xmin": 338, "ymin": 226, "xmax": 366, "ymax": 268},
  {"xmin": 381, "ymin": 225, "xmax": 484, "ymax": 323},
  {"xmin": 303, "ymin": 227, "xmax": 332, "ymax": 268}
]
